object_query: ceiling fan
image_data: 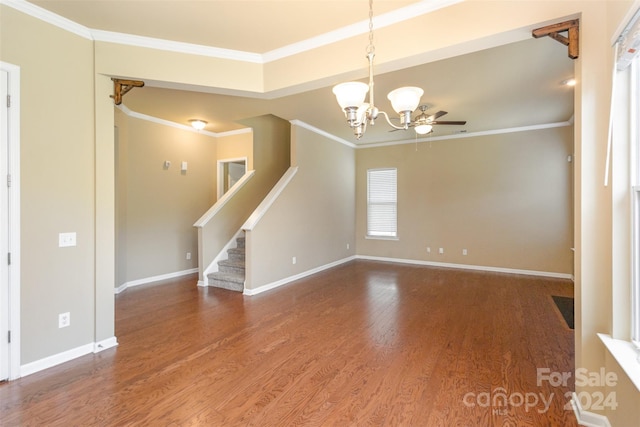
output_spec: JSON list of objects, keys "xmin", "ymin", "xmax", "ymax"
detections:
[{"xmin": 392, "ymin": 105, "xmax": 467, "ymax": 134}]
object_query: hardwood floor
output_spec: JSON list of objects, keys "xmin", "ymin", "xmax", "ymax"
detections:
[{"xmin": 0, "ymin": 260, "xmax": 577, "ymax": 426}]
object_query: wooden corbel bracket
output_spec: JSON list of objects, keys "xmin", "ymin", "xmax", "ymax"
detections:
[
  {"xmin": 110, "ymin": 78, "xmax": 145, "ymax": 105},
  {"xmin": 532, "ymin": 19, "xmax": 579, "ymax": 59}
]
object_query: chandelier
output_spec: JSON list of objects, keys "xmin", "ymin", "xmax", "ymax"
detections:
[{"xmin": 332, "ymin": 0, "xmax": 430, "ymax": 139}]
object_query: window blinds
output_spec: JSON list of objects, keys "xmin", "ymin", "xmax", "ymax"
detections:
[{"xmin": 367, "ymin": 168, "xmax": 397, "ymax": 237}]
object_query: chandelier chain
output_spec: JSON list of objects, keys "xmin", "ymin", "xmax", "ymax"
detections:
[{"xmin": 367, "ymin": 0, "xmax": 375, "ymax": 55}]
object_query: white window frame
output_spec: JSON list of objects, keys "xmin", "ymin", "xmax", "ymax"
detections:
[
  {"xmin": 631, "ymin": 59, "xmax": 640, "ymax": 347},
  {"xmin": 366, "ymin": 168, "xmax": 398, "ymax": 240}
]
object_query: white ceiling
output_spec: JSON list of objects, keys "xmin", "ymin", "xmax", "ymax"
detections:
[{"xmin": 27, "ymin": 0, "xmax": 575, "ymax": 145}]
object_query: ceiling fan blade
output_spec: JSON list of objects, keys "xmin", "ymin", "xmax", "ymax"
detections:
[
  {"xmin": 431, "ymin": 120, "xmax": 467, "ymax": 125},
  {"xmin": 427, "ymin": 111, "xmax": 448, "ymax": 121}
]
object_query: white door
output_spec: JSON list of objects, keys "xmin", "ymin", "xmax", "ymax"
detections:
[{"xmin": 0, "ymin": 69, "xmax": 9, "ymax": 381}]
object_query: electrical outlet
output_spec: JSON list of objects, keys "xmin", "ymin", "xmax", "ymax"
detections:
[
  {"xmin": 439, "ymin": 248, "xmax": 444, "ymax": 254},
  {"xmin": 59, "ymin": 312, "xmax": 70, "ymax": 328},
  {"xmin": 186, "ymin": 252, "xmax": 191, "ymax": 260},
  {"xmin": 292, "ymin": 256, "xmax": 297, "ymax": 265},
  {"xmin": 347, "ymin": 243, "xmax": 350, "ymax": 250},
  {"xmin": 427, "ymin": 247, "xmax": 431, "ymax": 253},
  {"xmin": 462, "ymin": 249, "xmax": 468, "ymax": 255}
]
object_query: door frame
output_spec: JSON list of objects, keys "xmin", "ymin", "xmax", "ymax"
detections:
[
  {"xmin": 1, "ymin": 61, "xmax": 21, "ymax": 381},
  {"xmin": 217, "ymin": 157, "xmax": 247, "ymax": 199}
]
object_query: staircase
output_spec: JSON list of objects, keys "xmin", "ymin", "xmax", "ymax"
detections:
[{"xmin": 207, "ymin": 234, "xmax": 245, "ymax": 292}]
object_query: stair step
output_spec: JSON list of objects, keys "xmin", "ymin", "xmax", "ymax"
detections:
[
  {"xmin": 207, "ymin": 271, "xmax": 244, "ymax": 292},
  {"xmin": 218, "ymin": 259, "xmax": 245, "ymax": 275},
  {"xmin": 227, "ymin": 247, "xmax": 245, "ymax": 261},
  {"xmin": 236, "ymin": 237, "xmax": 245, "ymax": 248}
]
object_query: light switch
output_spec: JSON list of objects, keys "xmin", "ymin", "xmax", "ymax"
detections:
[
  {"xmin": 181, "ymin": 161, "xmax": 188, "ymax": 172},
  {"xmin": 59, "ymin": 232, "xmax": 77, "ymax": 247}
]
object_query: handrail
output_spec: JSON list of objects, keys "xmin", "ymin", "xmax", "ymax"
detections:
[
  {"xmin": 242, "ymin": 167, "xmax": 298, "ymax": 231},
  {"xmin": 193, "ymin": 170, "xmax": 255, "ymax": 228}
]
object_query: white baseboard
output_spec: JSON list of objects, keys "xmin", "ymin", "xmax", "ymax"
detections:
[
  {"xmin": 243, "ymin": 256, "xmax": 356, "ymax": 296},
  {"xmin": 355, "ymin": 255, "xmax": 573, "ymax": 280},
  {"xmin": 94, "ymin": 336, "xmax": 118, "ymax": 353},
  {"xmin": 243, "ymin": 255, "xmax": 570, "ymax": 296},
  {"xmin": 571, "ymin": 392, "xmax": 612, "ymax": 427},
  {"xmin": 115, "ymin": 268, "xmax": 198, "ymax": 294},
  {"xmin": 20, "ymin": 336, "xmax": 119, "ymax": 378}
]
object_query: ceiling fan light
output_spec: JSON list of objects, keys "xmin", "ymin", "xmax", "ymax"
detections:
[
  {"xmin": 332, "ymin": 82, "xmax": 369, "ymax": 110},
  {"xmin": 414, "ymin": 123, "xmax": 433, "ymax": 135},
  {"xmin": 387, "ymin": 86, "xmax": 424, "ymax": 114}
]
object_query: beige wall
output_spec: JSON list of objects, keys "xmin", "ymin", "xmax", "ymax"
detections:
[
  {"xmin": 356, "ymin": 126, "xmax": 574, "ymax": 275},
  {"xmin": 217, "ymin": 132, "xmax": 254, "ymax": 171},
  {"xmin": 605, "ymin": 354, "xmax": 640, "ymax": 425},
  {"xmin": 245, "ymin": 125, "xmax": 356, "ymax": 291},
  {"xmin": 95, "ymin": 42, "xmax": 264, "ymax": 93},
  {"xmin": 197, "ymin": 115, "xmax": 290, "ymax": 282},
  {"xmin": 115, "ymin": 112, "xmax": 220, "ymax": 285},
  {"xmin": 0, "ymin": 7, "xmax": 96, "ymax": 363},
  {"xmin": 3, "ymin": 3, "xmax": 640, "ymax": 422}
]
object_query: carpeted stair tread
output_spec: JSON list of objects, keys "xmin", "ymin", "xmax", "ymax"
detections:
[
  {"xmin": 208, "ymin": 271, "xmax": 245, "ymax": 284},
  {"xmin": 218, "ymin": 259, "xmax": 245, "ymax": 269},
  {"xmin": 208, "ymin": 278, "xmax": 244, "ymax": 292},
  {"xmin": 208, "ymin": 233, "xmax": 246, "ymax": 293}
]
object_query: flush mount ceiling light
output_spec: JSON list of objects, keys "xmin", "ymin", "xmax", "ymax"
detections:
[
  {"xmin": 332, "ymin": 0, "xmax": 425, "ymax": 139},
  {"xmin": 189, "ymin": 119, "xmax": 207, "ymax": 130}
]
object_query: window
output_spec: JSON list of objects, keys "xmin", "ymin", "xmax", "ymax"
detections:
[
  {"xmin": 367, "ymin": 168, "xmax": 397, "ymax": 238},
  {"xmin": 632, "ymin": 59, "xmax": 640, "ymax": 345}
]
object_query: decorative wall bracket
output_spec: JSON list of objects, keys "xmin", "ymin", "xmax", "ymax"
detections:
[
  {"xmin": 532, "ymin": 19, "xmax": 579, "ymax": 59},
  {"xmin": 110, "ymin": 78, "xmax": 145, "ymax": 105}
]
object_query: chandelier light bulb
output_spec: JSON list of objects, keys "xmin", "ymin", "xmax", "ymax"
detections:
[
  {"xmin": 387, "ymin": 87, "xmax": 424, "ymax": 114},
  {"xmin": 332, "ymin": 82, "xmax": 369, "ymax": 110},
  {"xmin": 331, "ymin": 0, "xmax": 427, "ymax": 139}
]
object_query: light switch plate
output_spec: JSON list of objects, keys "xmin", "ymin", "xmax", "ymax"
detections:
[{"xmin": 59, "ymin": 232, "xmax": 77, "ymax": 247}]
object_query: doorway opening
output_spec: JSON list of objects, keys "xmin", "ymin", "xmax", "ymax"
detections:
[{"xmin": 218, "ymin": 158, "xmax": 247, "ymax": 199}]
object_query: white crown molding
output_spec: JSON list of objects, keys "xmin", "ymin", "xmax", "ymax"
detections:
[
  {"xmin": 116, "ymin": 104, "xmax": 251, "ymax": 138},
  {"xmin": 355, "ymin": 120, "xmax": 574, "ymax": 149},
  {"xmin": 4, "ymin": 0, "xmax": 462, "ymax": 65},
  {"xmin": 263, "ymin": 0, "xmax": 464, "ymax": 63},
  {"xmin": 91, "ymin": 30, "xmax": 263, "ymax": 64},
  {"xmin": 118, "ymin": 106, "xmax": 570, "ymax": 152},
  {"xmin": 1, "ymin": 0, "xmax": 93, "ymax": 40}
]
